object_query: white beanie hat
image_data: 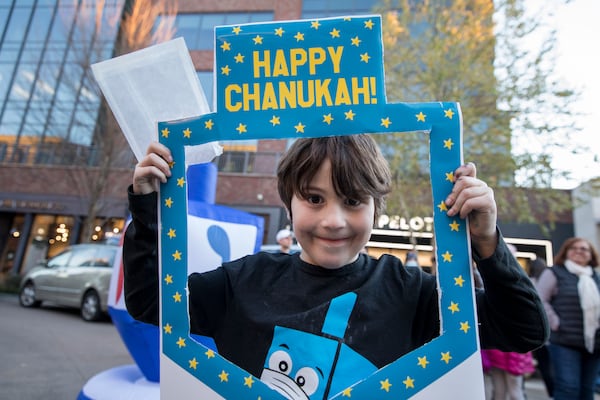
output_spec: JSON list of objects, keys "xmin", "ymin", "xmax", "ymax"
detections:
[{"xmin": 276, "ymin": 229, "xmax": 293, "ymax": 241}]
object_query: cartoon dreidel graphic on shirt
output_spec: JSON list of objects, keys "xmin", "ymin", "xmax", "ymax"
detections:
[
  {"xmin": 261, "ymin": 292, "xmax": 376, "ymax": 400},
  {"xmin": 158, "ymin": 15, "xmax": 485, "ymax": 399}
]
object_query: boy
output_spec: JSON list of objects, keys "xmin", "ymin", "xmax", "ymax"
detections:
[{"xmin": 124, "ymin": 135, "xmax": 548, "ymax": 398}]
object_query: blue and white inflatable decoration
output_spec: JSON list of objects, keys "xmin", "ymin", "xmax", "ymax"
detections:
[{"xmin": 78, "ymin": 162, "xmax": 264, "ymax": 400}]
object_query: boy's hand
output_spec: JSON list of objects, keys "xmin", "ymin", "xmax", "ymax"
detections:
[
  {"xmin": 444, "ymin": 162, "xmax": 498, "ymax": 258},
  {"xmin": 133, "ymin": 142, "xmax": 173, "ymax": 195}
]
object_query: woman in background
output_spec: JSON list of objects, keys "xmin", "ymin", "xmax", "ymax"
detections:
[{"xmin": 537, "ymin": 237, "xmax": 600, "ymax": 400}]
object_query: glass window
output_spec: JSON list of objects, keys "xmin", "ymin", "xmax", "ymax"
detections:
[
  {"xmin": 49, "ymin": 4, "xmax": 76, "ymax": 43},
  {"xmin": 47, "ymin": 250, "xmax": 72, "ymax": 268},
  {"xmin": 167, "ymin": 12, "xmax": 273, "ymax": 50},
  {"xmin": 9, "ymin": 65, "xmax": 36, "ymax": 101},
  {"xmin": 197, "ymin": 71, "xmax": 214, "ymax": 110},
  {"xmin": 0, "ymin": 7, "xmax": 10, "ymax": 35},
  {"xmin": 0, "ymin": 63, "xmax": 16, "ymax": 100},
  {"xmin": 67, "ymin": 247, "xmax": 97, "ymax": 268},
  {"xmin": 302, "ymin": 0, "xmax": 376, "ymax": 18},
  {"xmin": 92, "ymin": 247, "xmax": 116, "ymax": 268},
  {"xmin": 27, "ymin": 5, "xmax": 53, "ymax": 42},
  {"xmin": 5, "ymin": 7, "xmax": 33, "ymax": 42}
]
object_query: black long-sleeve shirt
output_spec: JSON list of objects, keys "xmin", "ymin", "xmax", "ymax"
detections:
[{"xmin": 124, "ymin": 189, "xmax": 549, "ymax": 394}]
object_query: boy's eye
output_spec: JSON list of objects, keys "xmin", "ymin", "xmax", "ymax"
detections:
[
  {"xmin": 345, "ymin": 198, "xmax": 361, "ymax": 207},
  {"xmin": 307, "ymin": 195, "xmax": 323, "ymax": 205}
]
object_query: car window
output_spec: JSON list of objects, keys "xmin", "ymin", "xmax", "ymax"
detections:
[
  {"xmin": 89, "ymin": 247, "xmax": 117, "ymax": 268},
  {"xmin": 47, "ymin": 250, "xmax": 72, "ymax": 269},
  {"xmin": 68, "ymin": 247, "xmax": 99, "ymax": 268}
]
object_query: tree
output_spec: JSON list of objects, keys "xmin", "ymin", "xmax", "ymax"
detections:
[
  {"xmin": 374, "ymin": 0, "xmax": 592, "ymax": 232},
  {"xmin": 63, "ymin": 0, "xmax": 178, "ymax": 242}
]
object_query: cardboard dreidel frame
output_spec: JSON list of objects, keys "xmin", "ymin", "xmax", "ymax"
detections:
[{"xmin": 158, "ymin": 15, "xmax": 484, "ymax": 399}]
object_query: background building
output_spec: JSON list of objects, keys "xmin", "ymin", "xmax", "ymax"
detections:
[{"xmin": 0, "ymin": 0, "xmax": 578, "ymax": 283}]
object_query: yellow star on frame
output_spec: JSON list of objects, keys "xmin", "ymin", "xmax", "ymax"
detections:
[
  {"xmin": 176, "ymin": 337, "xmax": 186, "ymax": 348},
  {"xmin": 341, "ymin": 387, "xmax": 352, "ymax": 397},
  {"xmin": 351, "ymin": 36, "xmax": 361, "ymax": 46},
  {"xmin": 417, "ymin": 356, "xmax": 429, "ymax": 368},
  {"xmin": 437, "ymin": 201, "xmax": 448, "ymax": 212},
  {"xmin": 205, "ymin": 349, "xmax": 216, "ymax": 359},
  {"xmin": 236, "ymin": 123, "xmax": 247, "ymax": 134},
  {"xmin": 294, "ymin": 32, "xmax": 304, "ymax": 41},
  {"xmin": 445, "ymin": 171, "xmax": 454, "ymax": 182},
  {"xmin": 441, "ymin": 352, "xmax": 452, "ymax": 364},
  {"xmin": 380, "ymin": 378, "xmax": 392, "ymax": 392},
  {"xmin": 274, "ymin": 27, "xmax": 284, "ymax": 36},
  {"xmin": 168, "ymin": 160, "xmax": 175, "ymax": 169},
  {"xmin": 448, "ymin": 301, "xmax": 460, "ymax": 313},
  {"xmin": 234, "ymin": 53, "xmax": 245, "ymax": 63},
  {"xmin": 252, "ymin": 35, "xmax": 263, "ymax": 44},
  {"xmin": 244, "ymin": 375, "xmax": 255, "ymax": 388},
  {"xmin": 220, "ymin": 65, "xmax": 231, "ymax": 75},
  {"xmin": 329, "ymin": 28, "xmax": 340, "ymax": 38},
  {"xmin": 164, "ymin": 274, "xmax": 173, "ymax": 284},
  {"xmin": 443, "ymin": 138, "xmax": 454, "ymax": 150},
  {"xmin": 360, "ymin": 52, "xmax": 370, "ymax": 63},
  {"xmin": 163, "ymin": 323, "xmax": 172, "ymax": 334},
  {"xmin": 189, "ymin": 357, "xmax": 198, "ymax": 369},
  {"xmin": 364, "ymin": 19, "xmax": 374, "ymax": 29},
  {"xmin": 220, "ymin": 41, "xmax": 231, "ymax": 51},
  {"xmin": 450, "ymin": 220, "xmax": 460, "ymax": 232},
  {"xmin": 183, "ymin": 128, "xmax": 191, "ymax": 138},
  {"xmin": 177, "ymin": 177, "xmax": 185, "ymax": 187},
  {"xmin": 323, "ymin": 114, "xmax": 333, "ymax": 124},
  {"xmin": 403, "ymin": 376, "xmax": 415, "ymax": 389},
  {"xmin": 442, "ymin": 251, "xmax": 453, "ymax": 262},
  {"xmin": 416, "ymin": 111, "xmax": 426, "ymax": 122},
  {"xmin": 310, "ymin": 20, "xmax": 320, "ymax": 30},
  {"xmin": 165, "ymin": 197, "xmax": 173, "ymax": 208},
  {"xmin": 444, "ymin": 108, "xmax": 455, "ymax": 119},
  {"xmin": 232, "ymin": 26, "xmax": 241, "ymax": 35},
  {"xmin": 380, "ymin": 117, "xmax": 391, "ymax": 128},
  {"xmin": 172, "ymin": 250, "xmax": 182, "ymax": 261},
  {"xmin": 173, "ymin": 292, "xmax": 182, "ymax": 302},
  {"xmin": 205, "ymin": 119, "xmax": 214, "ymax": 130},
  {"xmin": 454, "ymin": 275, "xmax": 465, "ymax": 287},
  {"xmin": 344, "ymin": 109, "xmax": 356, "ymax": 120},
  {"xmin": 219, "ymin": 370, "xmax": 229, "ymax": 382},
  {"xmin": 269, "ymin": 115, "xmax": 280, "ymax": 126},
  {"xmin": 460, "ymin": 321, "xmax": 471, "ymax": 333},
  {"xmin": 167, "ymin": 228, "xmax": 176, "ymax": 239},
  {"xmin": 294, "ymin": 122, "xmax": 305, "ymax": 133},
  {"xmin": 161, "ymin": 127, "xmax": 169, "ymax": 138}
]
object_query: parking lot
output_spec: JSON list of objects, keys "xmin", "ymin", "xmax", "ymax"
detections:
[{"xmin": 0, "ymin": 292, "xmax": 133, "ymax": 399}]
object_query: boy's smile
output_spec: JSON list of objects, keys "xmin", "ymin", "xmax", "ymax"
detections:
[{"xmin": 292, "ymin": 159, "xmax": 374, "ymax": 269}]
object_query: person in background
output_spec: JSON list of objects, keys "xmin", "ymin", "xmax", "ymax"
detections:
[
  {"xmin": 528, "ymin": 257, "xmax": 554, "ymax": 398},
  {"xmin": 405, "ymin": 250, "xmax": 419, "ymax": 267},
  {"xmin": 482, "ymin": 244, "xmax": 535, "ymax": 400},
  {"xmin": 536, "ymin": 237, "xmax": 600, "ymax": 400},
  {"xmin": 275, "ymin": 228, "xmax": 294, "ymax": 254}
]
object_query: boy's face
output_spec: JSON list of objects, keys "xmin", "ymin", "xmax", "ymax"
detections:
[{"xmin": 292, "ymin": 159, "xmax": 374, "ymax": 269}]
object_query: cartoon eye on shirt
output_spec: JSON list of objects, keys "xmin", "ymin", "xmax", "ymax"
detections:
[
  {"xmin": 259, "ymin": 292, "xmax": 377, "ymax": 400},
  {"xmin": 261, "ymin": 346, "xmax": 322, "ymax": 399}
]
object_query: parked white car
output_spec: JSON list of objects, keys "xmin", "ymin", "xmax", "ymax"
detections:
[{"xmin": 18, "ymin": 243, "xmax": 118, "ymax": 321}]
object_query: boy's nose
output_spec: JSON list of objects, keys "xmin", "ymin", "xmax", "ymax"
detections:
[{"xmin": 321, "ymin": 204, "xmax": 346, "ymax": 228}]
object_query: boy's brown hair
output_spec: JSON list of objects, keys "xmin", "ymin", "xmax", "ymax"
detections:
[{"xmin": 277, "ymin": 134, "xmax": 392, "ymax": 222}]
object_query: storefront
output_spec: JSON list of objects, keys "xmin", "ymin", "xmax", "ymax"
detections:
[
  {"xmin": 366, "ymin": 213, "xmax": 572, "ymax": 275},
  {"xmin": 0, "ymin": 197, "xmax": 126, "ymax": 280}
]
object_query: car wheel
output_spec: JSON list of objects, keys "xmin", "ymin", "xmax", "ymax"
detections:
[
  {"xmin": 81, "ymin": 290, "xmax": 102, "ymax": 322},
  {"xmin": 19, "ymin": 281, "xmax": 41, "ymax": 308}
]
